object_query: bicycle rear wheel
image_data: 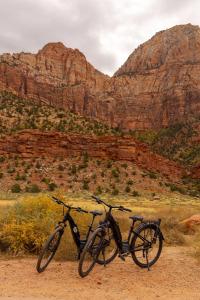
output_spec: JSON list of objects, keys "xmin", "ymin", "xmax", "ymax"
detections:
[
  {"xmin": 131, "ymin": 223, "xmax": 163, "ymax": 268},
  {"xmin": 78, "ymin": 227, "xmax": 104, "ymax": 278},
  {"xmin": 36, "ymin": 227, "xmax": 63, "ymax": 273}
]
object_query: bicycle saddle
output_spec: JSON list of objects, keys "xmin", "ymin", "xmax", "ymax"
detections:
[
  {"xmin": 90, "ymin": 210, "xmax": 103, "ymax": 216},
  {"xmin": 129, "ymin": 215, "xmax": 143, "ymax": 222}
]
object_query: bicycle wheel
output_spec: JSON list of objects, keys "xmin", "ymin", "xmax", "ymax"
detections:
[
  {"xmin": 78, "ymin": 227, "xmax": 104, "ymax": 278},
  {"xmin": 96, "ymin": 227, "xmax": 118, "ymax": 265},
  {"xmin": 131, "ymin": 223, "xmax": 163, "ymax": 268},
  {"xmin": 36, "ymin": 227, "xmax": 63, "ymax": 273}
]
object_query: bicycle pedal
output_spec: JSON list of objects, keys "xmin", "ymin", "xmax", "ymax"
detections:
[{"xmin": 118, "ymin": 254, "xmax": 126, "ymax": 261}]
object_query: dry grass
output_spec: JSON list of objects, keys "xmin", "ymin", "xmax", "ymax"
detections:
[{"xmin": 0, "ymin": 192, "xmax": 200, "ymax": 261}]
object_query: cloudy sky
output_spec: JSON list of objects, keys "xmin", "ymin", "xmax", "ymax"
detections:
[{"xmin": 0, "ymin": 0, "xmax": 199, "ymax": 75}]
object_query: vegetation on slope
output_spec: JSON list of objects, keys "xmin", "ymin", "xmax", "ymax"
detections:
[
  {"xmin": 130, "ymin": 120, "xmax": 200, "ymax": 167},
  {"xmin": 0, "ymin": 91, "xmax": 121, "ymax": 137}
]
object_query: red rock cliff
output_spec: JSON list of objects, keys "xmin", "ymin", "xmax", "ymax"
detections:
[
  {"xmin": 0, "ymin": 130, "xmax": 183, "ymax": 180},
  {"xmin": 0, "ymin": 24, "xmax": 200, "ymax": 130}
]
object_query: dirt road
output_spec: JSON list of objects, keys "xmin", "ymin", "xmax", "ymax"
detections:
[{"xmin": 0, "ymin": 247, "xmax": 199, "ymax": 300}]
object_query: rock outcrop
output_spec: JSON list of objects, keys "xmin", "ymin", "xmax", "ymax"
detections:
[
  {"xmin": 180, "ymin": 214, "xmax": 200, "ymax": 229},
  {"xmin": 0, "ymin": 130, "xmax": 183, "ymax": 180},
  {"xmin": 0, "ymin": 24, "xmax": 200, "ymax": 130}
]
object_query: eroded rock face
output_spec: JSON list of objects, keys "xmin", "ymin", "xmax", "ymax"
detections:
[
  {"xmin": 0, "ymin": 24, "xmax": 200, "ymax": 130},
  {"xmin": 0, "ymin": 130, "xmax": 183, "ymax": 181}
]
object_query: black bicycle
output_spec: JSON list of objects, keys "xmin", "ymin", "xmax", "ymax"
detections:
[
  {"xmin": 36, "ymin": 196, "xmax": 103, "ymax": 273},
  {"xmin": 78, "ymin": 195, "xmax": 164, "ymax": 277}
]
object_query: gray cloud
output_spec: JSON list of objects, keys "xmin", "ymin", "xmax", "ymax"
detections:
[{"xmin": 0, "ymin": 0, "xmax": 199, "ymax": 75}]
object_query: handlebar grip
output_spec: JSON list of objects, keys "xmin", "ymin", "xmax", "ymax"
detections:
[
  {"xmin": 52, "ymin": 196, "xmax": 60, "ymax": 204},
  {"xmin": 119, "ymin": 206, "xmax": 132, "ymax": 212},
  {"xmin": 125, "ymin": 208, "xmax": 132, "ymax": 212},
  {"xmin": 91, "ymin": 195, "xmax": 101, "ymax": 203},
  {"xmin": 76, "ymin": 207, "xmax": 88, "ymax": 213}
]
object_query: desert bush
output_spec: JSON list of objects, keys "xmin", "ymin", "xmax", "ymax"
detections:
[
  {"xmin": 0, "ymin": 196, "xmax": 60, "ymax": 254},
  {"xmin": 125, "ymin": 186, "xmax": 131, "ymax": 193},
  {"xmin": 132, "ymin": 190, "xmax": 140, "ymax": 197},
  {"xmin": 82, "ymin": 179, "xmax": 89, "ymax": 190},
  {"xmin": 11, "ymin": 184, "xmax": 21, "ymax": 193},
  {"xmin": 70, "ymin": 164, "xmax": 77, "ymax": 175},
  {"xmin": 25, "ymin": 184, "xmax": 41, "ymax": 193},
  {"xmin": 127, "ymin": 179, "xmax": 133, "ymax": 185},
  {"xmin": 41, "ymin": 177, "xmax": 50, "ymax": 184},
  {"xmin": 106, "ymin": 160, "xmax": 112, "ymax": 168},
  {"xmin": 0, "ymin": 156, "xmax": 5, "ymax": 163},
  {"xmin": 0, "ymin": 196, "xmax": 92, "ymax": 259},
  {"xmin": 112, "ymin": 187, "xmax": 119, "ymax": 196},
  {"xmin": 147, "ymin": 171, "xmax": 158, "ymax": 179},
  {"xmin": 58, "ymin": 164, "xmax": 65, "ymax": 171},
  {"xmin": 111, "ymin": 168, "xmax": 119, "ymax": 178},
  {"xmin": 48, "ymin": 182, "xmax": 57, "ymax": 191},
  {"xmin": 96, "ymin": 185, "xmax": 102, "ymax": 195},
  {"xmin": 121, "ymin": 163, "xmax": 128, "ymax": 169}
]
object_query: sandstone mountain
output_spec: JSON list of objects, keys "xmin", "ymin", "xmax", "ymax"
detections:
[{"xmin": 0, "ymin": 24, "xmax": 200, "ymax": 130}]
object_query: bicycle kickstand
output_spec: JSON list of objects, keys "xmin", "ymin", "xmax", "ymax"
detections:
[
  {"xmin": 146, "ymin": 250, "xmax": 150, "ymax": 271},
  {"xmin": 102, "ymin": 250, "xmax": 106, "ymax": 268}
]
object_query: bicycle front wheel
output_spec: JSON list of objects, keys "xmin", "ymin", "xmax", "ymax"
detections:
[
  {"xmin": 78, "ymin": 227, "xmax": 104, "ymax": 278},
  {"xmin": 96, "ymin": 226, "xmax": 118, "ymax": 265},
  {"xmin": 36, "ymin": 227, "xmax": 63, "ymax": 273},
  {"xmin": 131, "ymin": 223, "xmax": 163, "ymax": 268}
]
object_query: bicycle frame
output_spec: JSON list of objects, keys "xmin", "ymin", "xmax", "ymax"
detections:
[{"xmin": 57, "ymin": 208, "xmax": 96, "ymax": 258}]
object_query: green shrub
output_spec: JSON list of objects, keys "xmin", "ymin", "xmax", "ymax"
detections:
[
  {"xmin": 58, "ymin": 164, "xmax": 65, "ymax": 171},
  {"xmin": 125, "ymin": 186, "xmax": 131, "ymax": 193},
  {"xmin": 26, "ymin": 184, "xmax": 41, "ymax": 193},
  {"xmin": 112, "ymin": 188, "xmax": 119, "ymax": 196},
  {"xmin": 127, "ymin": 179, "xmax": 133, "ymax": 185},
  {"xmin": 82, "ymin": 179, "xmax": 89, "ymax": 190},
  {"xmin": 132, "ymin": 190, "xmax": 140, "ymax": 197},
  {"xmin": 41, "ymin": 178, "xmax": 50, "ymax": 184},
  {"xmin": 0, "ymin": 156, "xmax": 5, "ymax": 163},
  {"xmin": 147, "ymin": 171, "xmax": 157, "ymax": 179},
  {"xmin": 121, "ymin": 163, "xmax": 128, "ymax": 169},
  {"xmin": 96, "ymin": 186, "xmax": 102, "ymax": 195},
  {"xmin": 7, "ymin": 167, "xmax": 15, "ymax": 174},
  {"xmin": 83, "ymin": 152, "xmax": 89, "ymax": 164},
  {"xmin": 48, "ymin": 182, "xmax": 57, "ymax": 191},
  {"xmin": 111, "ymin": 168, "xmax": 119, "ymax": 178},
  {"xmin": 11, "ymin": 184, "xmax": 21, "ymax": 193},
  {"xmin": 106, "ymin": 161, "xmax": 112, "ymax": 168},
  {"xmin": 70, "ymin": 165, "xmax": 77, "ymax": 175}
]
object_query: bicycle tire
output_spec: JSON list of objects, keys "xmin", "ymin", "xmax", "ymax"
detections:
[
  {"xmin": 36, "ymin": 226, "xmax": 63, "ymax": 273},
  {"xmin": 131, "ymin": 223, "xmax": 163, "ymax": 268},
  {"xmin": 78, "ymin": 227, "xmax": 104, "ymax": 277}
]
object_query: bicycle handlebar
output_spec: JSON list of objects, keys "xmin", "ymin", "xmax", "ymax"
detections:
[
  {"xmin": 91, "ymin": 195, "xmax": 132, "ymax": 212},
  {"xmin": 52, "ymin": 196, "xmax": 88, "ymax": 213}
]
